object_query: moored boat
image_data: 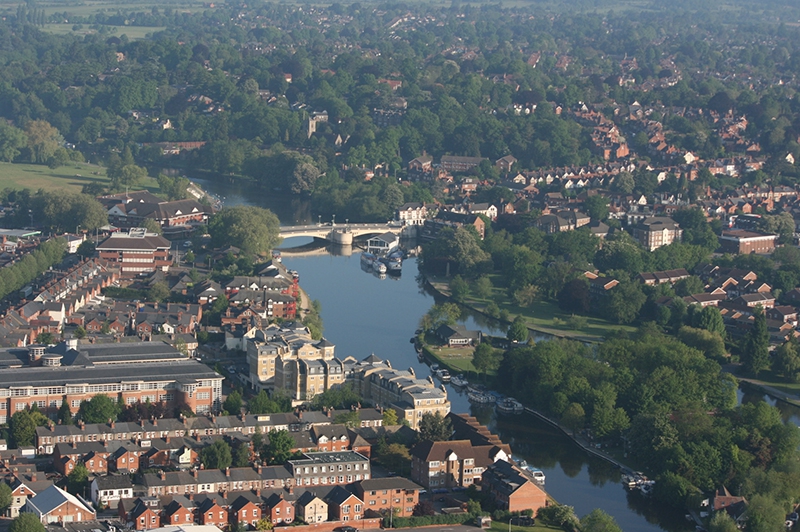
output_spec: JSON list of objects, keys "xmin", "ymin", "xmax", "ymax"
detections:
[
  {"xmin": 360, "ymin": 252, "xmax": 376, "ymax": 267},
  {"xmin": 496, "ymin": 397, "xmax": 524, "ymax": 414},
  {"xmin": 436, "ymin": 369, "xmax": 451, "ymax": 383},
  {"xmin": 468, "ymin": 391, "xmax": 496, "ymax": 404},
  {"xmin": 450, "ymin": 374, "xmax": 468, "ymax": 387}
]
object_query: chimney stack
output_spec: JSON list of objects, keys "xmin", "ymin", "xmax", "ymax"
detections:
[{"xmin": 225, "ymin": 467, "xmax": 230, "ymax": 477}]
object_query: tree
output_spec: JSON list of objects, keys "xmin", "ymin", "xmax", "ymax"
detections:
[
  {"xmin": 142, "ymin": 218, "xmax": 163, "ymax": 235},
  {"xmin": 78, "ymin": 394, "xmax": 120, "ymax": 424},
  {"xmin": 233, "ymin": 443, "xmax": 250, "ymax": 468},
  {"xmin": 562, "ymin": 402, "xmax": 585, "ymax": 435},
  {"xmin": 473, "ymin": 276, "xmax": 493, "ymax": 299},
  {"xmin": 507, "ymin": 316, "xmax": 529, "ymax": 343},
  {"xmin": 110, "ymin": 164, "xmax": 147, "ymax": 190},
  {"xmin": 418, "ymin": 412, "xmax": 452, "ymax": 441},
  {"xmin": 185, "ymin": 250, "xmax": 196, "ymax": 264},
  {"xmin": 224, "ymin": 390, "xmax": 243, "ymax": 415},
  {"xmin": 420, "ymin": 303, "xmax": 461, "ymax": 331},
  {"xmin": 67, "ymin": 462, "xmax": 89, "ymax": 495},
  {"xmin": 611, "ymin": 171, "xmax": 634, "ymax": 194},
  {"xmin": 512, "ymin": 284, "xmax": 538, "ymax": 307},
  {"xmin": 584, "ymin": 195, "xmax": 609, "ymax": 222},
  {"xmin": 10, "ymin": 410, "xmax": 36, "ymax": 448},
  {"xmin": 580, "ymin": 509, "xmax": 622, "ymax": 532},
  {"xmin": 382, "ymin": 408, "xmax": 398, "ymax": 426},
  {"xmin": 200, "ymin": 440, "xmax": 232, "ymax": 470},
  {"xmin": 413, "ymin": 500, "xmax": 436, "ymax": 517},
  {"xmin": 707, "ymin": 511, "xmax": 739, "ymax": 532},
  {"xmin": 263, "ymin": 429, "xmax": 296, "ymax": 465},
  {"xmin": 376, "ymin": 443, "xmax": 412, "ymax": 476},
  {"xmin": 0, "ymin": 482, "xmax": 11, "ymax": 515},
  {"xmin": 449, "ymin": 275, "xmax": 469, "ymax": 302},
  {"xmin": 472, "ymin": 343, "xmax": 501, "ymax": 377},
  {"xmin": 9, "ymin": 512, "xmax": 45, "ymax": 532},
  {"xmin": 744, "ymin": 494, "xmax": 786, "ymax": 532},
  {"xmin": 0, "ymin": 122, "xmax": 27, "ymax": 162},
  {"xmin": 157, "ymin": 174, "xmax": 190, "ymax": 201},
  {"xmin": 334, "ymin": 410, "xmax": 360, "ymax": 428},
  {"xmin": 773, "ymin": 336, "xmax": 800, "ymax": 381},
  {"xmin": 24, "ymin": 120, "xmax": 63, "ymax": 164},
  {"xmin": 742, "ymin": 306, "xmax": 770, "ymax": 375},
  {"xmin": 58, "ymin": 400, "xmax": 74, "ymax": 425},
  {"xmin": 148, "ymin": 281, "xmax": 170, "ymax": 302},
  {"xmin": 36, "ymin": 332, "xmax": 55, "ymax": 344},
  {"xmin": 604, "ymin": 280, "xmax": 646, "ymax": 324},
  {"xmin": 209, "ymin": 206, "xmax": 281, "ymax": 255},
  {"xmin": 76, "ymin": 240, "xmax": 96, "ymax": 259}
]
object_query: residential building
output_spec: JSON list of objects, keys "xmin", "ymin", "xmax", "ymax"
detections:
[
  {"xmin": 440, "ymin": 155, "xmax": 486, "ymax": 173},
  {"xmin": 420, "ymin": 212, "xmax": 486, "ymax": 240},
  {"xmin": 353, "ymin": 477, "xmax": 422, "ymax": 518},
  {"xmin": 434, "ymin": 324, "xmax": 482, "ymax": 347},
  {"xmin": 288, "ymin": 451, "xmax": 370, "ymax": 487},
  {"xmin": 98, "ymin": 192, "xmax": 213, "ymax": 229},
  {"xmin": 24, "ymin": 485, "xmax": 96, "ymax": 524},
  {"xmin": 347, "ymin": 355, "xmax": 450, "ymax": 430},
  {"xmin": 97, "ymin": 229, "xmax": 172, "ymax": 277},
  {"xmin": 396, "ymin": 203, "xmax": 429, "ymax": 226},
  {"xmin": 631, "ymin": 217, "xmax": 682, "ymax": 251},
  {"xmin": 637, "ymin": 269, "xmax": 691, "ymax": 285},
  {"xmin": 481, "ymin": 460, "xmax": 548, "ymax": 514},
  {"xmin": 295, "ymin": 491, "xmax": 328, "ymax": 523},
  {"xmin": 718, "ymin": 230, "xmax": 777, "ymax": 254},
  {"xmin": 325, "ymin": 486, "xmax": 363, "ymax": 523},
  {"xmin": 410, "ymin": 438, "xmax": 511, "ymax": 489},
  {"xmin": 264, "ymin": 492, "xmax": 294, "ymax": 525},
  {"xmin": 90, "ymin": 475, "xmax": 133, "ymax": 506},
  {"xmin": 365, "ymin": 232, "xmax": 400, "ymax": 255}
]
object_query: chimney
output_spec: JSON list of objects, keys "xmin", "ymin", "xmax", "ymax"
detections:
[
  {"xmin": 109, "ymin": 419, "xmax": 115, "ymax": 429},
  {"xmin": 152, "ymin": 418, "xmax": 157, "ymax": 427},
  {"xmin": 298, "ymin": 411, "xmax": 302, "ymax": 420},
  {"xmin": 193, "ymin": 470, "xmax": 198, "ymax": 479},
  {"xmin": 195, "ymin": 434, "xmax": 201, "ymax": 442},
  {"xmin": 30, "ymin": 473, "xmax": 36, "ymax": 482},
  {"xmin": 141, "ymin": 419, "xmax": 145, "ymax": 428},
  {"xmin": 72, "ymin": 441, "xmax": 77, "ymax": 449},
  {"xmin": 256, "ymin": 465, "xmax": 262, "ymax": 474},
  {"xmin": 255, "ymin": 489, "xmax": 261, "ymax": 498},
  {"xmin": 165, "ymin": 436, "xmax": 170, "ymax": 444},
  {"xmin": 222, "ymin": 490, "xmax": 228, "ymax": 500},
  {"xmin": 327, "ymin": 409, "xmax": 332, "ymax": 418},
  {"xmin": 78, "ymin": 420, "xmax": 85, "ymax": 430},
  {"xmin": 159, "ymin": 470, "xmax": 165, "ymax": 480},
  {"xmin": 225, "ymin": 467, "xmax": 230, "ymax": 477},
  {"xmin": 288, "ymin": 485, "xmax": 293, "ymax": 495},
  {"xmin": 188, "ymin": 493, "xmax": 194, "ymax": 501}
]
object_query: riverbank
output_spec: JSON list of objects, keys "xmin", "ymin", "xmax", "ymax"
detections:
[{"xmin": 423, "ymin": 275, "xmax": 633, "ymax": 343}]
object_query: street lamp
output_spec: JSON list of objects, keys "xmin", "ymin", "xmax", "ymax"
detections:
[
  {"xmin": 318, "ymin": 215, "xmax": 322, "ymax": 226},
  {"xmin": 332, "ymin": 214, "xmax": 336, "ymax": 226}
]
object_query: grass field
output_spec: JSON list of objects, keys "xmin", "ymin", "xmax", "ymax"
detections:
[
  {"xmin": 428, "ymin": 276, "xmax": 636, "ymax": 343},
  {"xmin": 0, "ymin": 161, "xmax": 159, "ymax": 194},
  {"xmin": 42, "ymin": 23, "xmax": 166, "ymax": 40},
  {"xmin": 487, "ymin": 522, "xmax": 560, "ymax": 532}
]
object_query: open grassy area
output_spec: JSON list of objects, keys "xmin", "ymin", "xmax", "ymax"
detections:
[
  {"xmin": 428, "ymin": 275, "xmax": 636, "ymax": 343},
  {"xmin": 42, "ymin": 23, "xmax": 166, "ymax": 40},
  {"xmin": 0, "ymin": 161, "xmax": 159, "ymax": 194},
  {"xmin": 487, "ymin": 522, "xmax": 560, "ymax": 532}
]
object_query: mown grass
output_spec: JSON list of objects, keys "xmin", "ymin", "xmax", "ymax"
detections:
[
  {"xmin": 428, "ymin": 274, "xmax": 636, "ymax": 343},
  {"xmin": 0, "ymin": 161, "xmax": 159, "ymax": 194},
  {"xmin": 42, "ymin": 23, "xmax": 166, "ymax": 39}
]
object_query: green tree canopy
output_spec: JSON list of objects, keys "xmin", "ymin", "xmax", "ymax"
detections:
[
  {"xmin": 200, "ymin": 440, "xmax": 233, "ymax": 470},
  {"xmin": 418, "ymin": 412, "xmax": 452, "ymax": 442},
  {"xmin": 9, "ymin": 512, "xmax": 45, "ymax": 532},
  {"xmin": 262, "ymin": 429, "xmax": 296, "ymax": 465},
  {"xmin": 209, "ymin": 206, "xmax": 282, "ymax": 255},
  {"xmin": 78, "ymin": 394, "xmax": 120, "ymax": 424}
]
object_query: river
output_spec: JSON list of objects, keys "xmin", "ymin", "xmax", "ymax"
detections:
[{"xmin": 191, "ymin": 177, "xmax": 800, "ymax": 531}]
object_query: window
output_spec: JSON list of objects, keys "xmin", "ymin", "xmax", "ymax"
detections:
[{"xmin": 354, "ymin": 505, "xmax": 361, "ymax": 513}]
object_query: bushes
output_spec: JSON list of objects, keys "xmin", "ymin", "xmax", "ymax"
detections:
[{"xmin": 384, "ymin": 512, "xmax": 473, "ymax": 528}]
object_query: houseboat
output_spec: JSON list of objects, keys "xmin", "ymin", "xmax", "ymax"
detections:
[
  {"xmin": 436, "ymin": 368, "xmax": 451, "ymax": 383},
  {"xmin": 496, "ymin": 397, "xmax": 524, "ymax": 415},
  {"xmin": 379, "ymin": 256, "xmax": 403, "ymax": 273},
  {"xmin": 468, "ymin": 391, "xmax": 496, "ymax": 404},
  {"xmin": 361, "ymin": 252, "xmax": 376, "ymax": 267}
]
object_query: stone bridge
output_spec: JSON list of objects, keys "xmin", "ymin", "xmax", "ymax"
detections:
[{"xmin": 278, "ymin": 223, "xmax": 403, "ymax": 245}]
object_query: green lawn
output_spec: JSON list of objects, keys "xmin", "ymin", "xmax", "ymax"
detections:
[
  {"xmin": 428, "ymin": 276, "xmax": 636, "ymax": 343},
  {"xmin": 487, "ymin": 522, "xmax": 560, "ymax": 532},
  {"xmin": 42, "ymin": 23, "xmax": 166, "ymax": 40},
  {"xmin": 0, "ymin": 161, "xmax": 159, "ymax": 194}
]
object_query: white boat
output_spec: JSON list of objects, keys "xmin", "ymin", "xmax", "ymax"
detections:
[
  {"xmin": 436, "ymin": 369, "xmax": 451, "ymax": 383},
  {"xmin": 380, "ymin": 257, "xmax": 402, "ymax": 272},
  {"xmin": 496, "ymin": 397, "xmax": 524, "ymax": 414},
  {"xmin": 373, "ymin": 260, "xmax": 387, "ymax": 274},
  {"xmin": 529, "ymin": 468, "xmax": 546, "ymax": 484},
  {"xmin": 450, "ymin": 375, "xmax": 468, "ymax": 387}
]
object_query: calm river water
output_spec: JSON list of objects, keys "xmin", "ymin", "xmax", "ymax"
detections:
[{"xmin": 192, "ymin": 178, "xmax": 800, "ymax": 531}]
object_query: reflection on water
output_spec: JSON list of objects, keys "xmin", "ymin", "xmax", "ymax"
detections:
[{"xmin": 739, "ymin": 385, "xmax": 800, "ymax": 425}]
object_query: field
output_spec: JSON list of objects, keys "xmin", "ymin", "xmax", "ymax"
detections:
[
  {"xmin": 42, "ymin": 23, "xmax": 166, "ymax": 40},
  {"xmin": 427, "ymin": 276, "xmax": 636, "ymax": 344},
  {"xmin": 0, "ymin": 161, "xmax": 159, "ymax": 194}
]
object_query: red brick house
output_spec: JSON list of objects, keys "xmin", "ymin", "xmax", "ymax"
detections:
[
  {"xmin": 481, "ymin": 461, "xmax": 547, "ymax": 514},
  {"xmin": 325, "ymin": 486, "xmax": 363, "ymax": 523},
  {"xmin": 264, "ymin": 492, "xmax": 294, "ymax": 525},
  {"xmin": 197, "ymin": 498, "xmax": 228, "ymax": 527},
  {"xmin": 354, "ymin": 477, "xmax": 422, "ymax": 518},
  {"xmin": 120, "ymin": 498, "xmax": 160, "ymax": 530},
  {"xmin": 162, "ymin": 499, "xmax": 194, "ymax": 526},
  {"xmin": 229, "ymin": 495, "xmax": 261, "ymax": 529}
]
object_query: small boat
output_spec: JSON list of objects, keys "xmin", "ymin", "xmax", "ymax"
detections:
[
  {"xmin": 496, "ymin": 397, "xmax": 524, "ymax": 415},
  {"xmin": 450, "ymin": 375, "xmax": 468, "ymax": 387},
  {"xmin": 373, "ymin": 260, "xmax": 387, "ymax": 274},
  {"xmin": 379, "ymin": 256, "xmax": 403, "ymax": 272},
  {"xmin": 640, "ymin": 481, "xmax": 655, "ymax": 496},
  {"xmin": 529, "ymin": 468, "xmax": 546, "ymax": 484},
  {"xmin": 430, "ymin": 364, "xmax": 440, "ymax": 372},
  {"xmin": 436, "ymin": 369, "xmax": 451, "ymax": 383}
]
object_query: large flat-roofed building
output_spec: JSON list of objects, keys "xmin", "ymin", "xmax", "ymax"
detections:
[
  {"xmin": 0, "ymin": 341, "xmax": 223, "ymax": 423},
  {"xmin": 288, "ymin": 451, "xmax": 370, "ymax": 487},
  {"xmin": 719, "ymin": 230, "xmax": 777, "ymax": 255},
  {"xmin": 97, "ymin": 229, "xmax": 172, "ymax": 277}
]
